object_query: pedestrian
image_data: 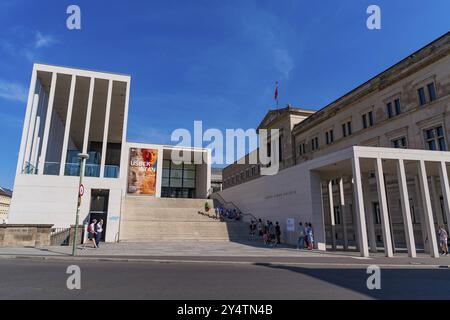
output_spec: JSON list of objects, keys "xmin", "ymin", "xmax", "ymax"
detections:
[
  {"xmin": 297, "ymin": 222, "xmax": 305, "ymax": 249},
  {"xmin": 249, "ymin": 220, "xmax": 256, "ymax": 240},
  {"xmin": 83, "ymin": 219, "xmax": 97, "ymax": 248},
  {"xmin": 307, "ymin": 223, "xmax": 314, "ymax": 250},
  {"xmin": 269, "ymin": 222, "xmax": 276, "ymax": 247},
  {"xmin": 95, "ymin": 219, "xmax": 104, "ymax": 248},
  {"xmin": 275, "ymin": 221, "xmax": 281, "ymax": 245},
  {"xmin": 438, "ymin": 226, "xmax": 448, "ymax": 256},
  {"xmin": 257, "ymin": 219, "xmax": 263, "ymax": 238},
  {"xmin": 303, "ymin": 223, "xmax": 309, "ymax": 249}
]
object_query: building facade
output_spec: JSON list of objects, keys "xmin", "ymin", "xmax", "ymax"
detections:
[
  {"xmin": 0, "ymin": 187, "xmax": 12, "ymax": 223},
  {"xmin": 216, "ymin": 32, "xmax": 450, "ymax": 258},
  {"xmin": 9, "ymin": 64, "xmax": 211, "ymax": 242},
  {"xmin": 223, "ymin": 106, "xmax": 315, "ymax": 189}
]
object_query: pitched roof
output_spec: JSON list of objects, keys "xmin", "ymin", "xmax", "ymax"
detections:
[{"xmin": 0, "ymin": 187, "xmax": 12, "ymax": 197}]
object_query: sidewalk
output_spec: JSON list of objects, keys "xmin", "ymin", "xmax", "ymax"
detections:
[{"xmin": 1, "ymin": 241, "xmax": 450, "ymax": 268}]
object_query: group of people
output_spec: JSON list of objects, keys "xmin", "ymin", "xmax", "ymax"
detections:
[
  {"xmin": 215, "ymin": 206, "xmax": 242, "ymax": 221},
  {"xmin": 83, "ymin": 219, "xmax": 104, "ymax": 249},
  {"xmin": 297, "ymin": 222, "xmax": 314, "ymax": 250},
  {"xmin": 249, "ymin": 219, "xmax": 282, "ymax": 247}
]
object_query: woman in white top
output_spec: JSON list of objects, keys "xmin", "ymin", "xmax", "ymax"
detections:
[{"xmin": 95, "ymin": 219, "xmax": 104, "ymax": 248}]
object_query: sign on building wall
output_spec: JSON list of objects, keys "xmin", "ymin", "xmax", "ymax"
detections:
[
  {"xmin": 127, "ymin": 148, "xmax": 158, "ymax": 195},
  {"xmin": 286, "ymin": 218, "xmax": 295, "ymax": 232}
]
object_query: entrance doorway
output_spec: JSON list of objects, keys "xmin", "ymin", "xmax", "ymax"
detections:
[{"xmin": 89, "ymin": 189, "xmax": 109, "ymax": 241}]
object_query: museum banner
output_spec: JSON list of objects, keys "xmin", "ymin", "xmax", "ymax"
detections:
[{"xmin": 127, "ymin": 148, "xmax": 158, "ymax": 195}]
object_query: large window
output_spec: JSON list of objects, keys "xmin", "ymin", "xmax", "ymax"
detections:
[
  {"xmin": 342, "ymin": 121, "xmax": 352, "ymax": 137},
  {"xmin": 325, "ymin": 129, "xmax": 334, "ymax": 145},
  {"xmin": 162, "ymin": 160, "xmax": 196, "ymax": 198},
  {"xmin": 424, "ymin": 126, "xmax": 446, "ymax": 151},
  {"xmin": 418, "ymin": 82, "xmax": 437, "ymax": 106},
  {"xmin": 387, "ymin": 98, "xmax": 401, "ymax": 119}
]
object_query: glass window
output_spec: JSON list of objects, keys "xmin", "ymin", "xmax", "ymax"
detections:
[
  {"xmin": 425, "ymin": 126, "xmax": 446, "ymax": 151},
  {"xmin": 428, "ymin": 83, "xmax": 437, "ymax": 102},
  {"xmin": 387, "ymin": 102, "xmax": 393, "ymax": 119},
  {"xmin": 391, "ymin": 136, "xmax": 407, "ymax": 149},
  {"xmin": 394, "ymin": 98, "xmax": 401, "ymax": 115},
  {"xmin": 362, "ymin": 114, "xmax": 367, "ymax": 129},
  {"xmin": 418, "ymin": 87, "xmax": 426, "ymax": 105},
  {"xmin": 368, "ymin": 111, "xmax": 374, "ymax": 126},
  {"xmin": 162, "ymin": 178, "xmax": 169, "ymax": 187},
  {"xmin": 170, "ymin": 169, "xmax": 183, "ymax": 179},
  {"xmin": 183, "ymin": 179, "xmax": 195, "ymax": 188},
  {"xmin": 170, "ymin": 178, "xmax": 182, "ymax": 188}
]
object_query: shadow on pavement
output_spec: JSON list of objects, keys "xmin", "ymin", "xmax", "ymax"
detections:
[{"xmin": 254, "ymin": 262, "xmax": 450, "ymax": 300}]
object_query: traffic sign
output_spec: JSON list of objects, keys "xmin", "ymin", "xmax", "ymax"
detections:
[{"xmin": 79, "ymin": 184, "xmax": 85, "ymax": 197}]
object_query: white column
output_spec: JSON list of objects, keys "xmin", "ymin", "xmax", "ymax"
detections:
[
  {"xmin": 351, "ymin": 156, "xmax": 370, "ymax": 257},
  {"xmin": 431, "ymin": 176, "xmax": 444, "ymax": 227},
  {"xmin": 23, "ymin": 92, "xmax": 41, "ymax": 167},
  {"xmin": 414, "ymin": 175, "xmax": 429, "ymax": 253},
  {"xmin": 374, "ymin": 158, "xmax": 394, "ymax": 257},
  {"xmin": 30, "ymin": 117, "xmax": 41, "ymax": 170},
  {"xmin": 397, "ymin": 159, "xmax": 416, "ymax": 258},
  {"xmin": 438, "ymin": 162, "xmax": 450, "ymax": 234},
  {"xmin": 328, "ymin": 180, "xmax": 337, "ymax": 250},
  {"xmin": 100, "ymin": 80, "xmax": 113, "ymax": 178},
  {"xmin": 59, "ymin": 75, "xmax": 77, "ymax": 176},
  {"xmin": 418, "ymin": 160, "xmax": 439, "ymax": 258},
  {"xmin": 38, "ymin": 73, "xmax": 57, "ymax": 175},
  {"xmin": 81, "ymin": 77, "xmax": 95, "ymax": 174},
  {"xmin": 362, "ymin": 175, "xmax": 378, "ymax": 253},
  {"xmin": 16, "ymin": 68, "xmax": 37, "ymax": 175},
  {"xmin": 339, "ymin": 177, "xmax": 349, "ymax": 250}
]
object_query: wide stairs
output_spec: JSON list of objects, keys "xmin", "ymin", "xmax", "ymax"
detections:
[{"xmin": 119, "ymin": 197, "xmax": 250, "ymax": 242}]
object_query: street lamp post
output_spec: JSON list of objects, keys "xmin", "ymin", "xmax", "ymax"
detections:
[{"xmin": 72, "ymin": 152, "xmax": 89, "ymax": 256}]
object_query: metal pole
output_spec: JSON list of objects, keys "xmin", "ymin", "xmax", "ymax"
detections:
[{"xmin": 72, "ymin": 153, "xmax": 88, "ymax": 256}]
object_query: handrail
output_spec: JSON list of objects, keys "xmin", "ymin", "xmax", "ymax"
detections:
[{"xmin": 211, "ymin": 192, "xmax": 259, "ymax": 222}]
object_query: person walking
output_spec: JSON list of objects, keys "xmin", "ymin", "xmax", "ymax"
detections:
[
  {"xmin": 95, "ymin": 219, "xmax": 104, "ymax": 248},
  {"xmin": 297, "ymin": 222, "xmax": 305, "ymax": 249},
  {"xmin": 275, "ymin": 221, "xmax": 281, "ymax": 245},
  {"xmin": 307, "ymin": 223, "xmax": 314, "ymax": 250},
  {"xmin": 438, "ymin": 226, "xmax": 449, "ymax": 256},
  {"xmin": 83, "ymin": 219, "xmax": 97, "ymax": 248}
]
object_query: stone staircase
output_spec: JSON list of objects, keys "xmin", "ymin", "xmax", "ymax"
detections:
[{"xmin": 119, "ymin": 197, "xmax": 250, "ymax": 242}]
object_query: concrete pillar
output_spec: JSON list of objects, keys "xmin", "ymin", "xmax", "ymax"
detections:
[
  {"xmin": 362, "ymin": 175, "xmax": 377, "ymax": 253},
  {"xmin": 59, "ymin": 75, "xmax": 77, "ymax": 176},
  {"xmin": 396, "ymin": 159, "xmax": 416, "ymax": 258},
  {"xmin": 16, "ymin": 67, "xmax": 37, "ymax": 175},
  {"xmin": 431, "ymin": 176, "xmax": 444, "ymax": 227},
  {"xmin": 328, "ymin": 180, "xmax": 337, "ymax": 250},
  {"xmin": 23, "ymin": 92, "xmax": 41, "ymax": 168},
  {"xmin": 310, "ymin": 171, "xmax": 326, "ymax": 251},
  {"xmin": 351, "ymin": 156, "xmax": 370, "ymax": 257},
  {"xmin": 414, "ymin": 175, "xmax": 429, "ymax": 253},
  {"xmin": 81, "ymin": 77, "xmax": 95, "ymax": 174},
  {"xmin": 374, "ymin": 158, "xmax": 394, "ymax": 257},
  {"xmin": 38, "ymin": 73, "xmax": 57, "ymax": 175},
  {"xmin": 339, "ymin": 177, "xmax": 349, "ymax": 250},
  {"xmin": 100, "ymin": 80, "xmax": 113, "ymax": 178},
  {"xmin": 438, "ymin": 162, "xmax": 450, "ymax": 234},
  {"xmin": 418, "ymin": 160, "xmax": 439, "ymax": 258}
]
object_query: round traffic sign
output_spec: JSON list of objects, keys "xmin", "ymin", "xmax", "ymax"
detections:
[{"xmin": 79, "ymin": 184, "xmax": 85, "ymax": 197}]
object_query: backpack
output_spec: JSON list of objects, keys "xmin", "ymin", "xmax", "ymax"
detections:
[{"xmin": 87, "ymin": 224, "xmax": 93, "ymax": 233}]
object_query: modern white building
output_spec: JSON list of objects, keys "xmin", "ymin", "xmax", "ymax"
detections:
[{"xmin": 9, "ymin": 63, "xmax": 211, "ymax": 242}]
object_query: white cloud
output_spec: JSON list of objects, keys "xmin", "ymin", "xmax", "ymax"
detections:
[
  {"xmin": 273, "ymin": 49, "xmax": 294, "ymax": 79},
  {"xmin": 35, "ymin": 31, "xmax": 56, "ymax": 49},
  {"xmin": 0, "ymin": 30, "xmax": 56, "ymax": 62},
  {"xmin": 0, "ymin": 79, "xmax": 28, "ymax": 103}
]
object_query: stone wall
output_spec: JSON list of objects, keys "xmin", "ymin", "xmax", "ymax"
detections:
[{"xmin": 0, "ymin": 224, "xmax": 53, "ymax": 247}]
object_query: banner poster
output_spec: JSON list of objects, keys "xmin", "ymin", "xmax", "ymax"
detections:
[{"xmin": 127, "ymin": 148, "xmax": 158, "ymax": 195}]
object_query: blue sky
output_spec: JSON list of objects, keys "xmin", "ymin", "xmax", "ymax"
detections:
[{"xmin": 0, "ymin": 0, "xmax": 449, "ymax": 188}]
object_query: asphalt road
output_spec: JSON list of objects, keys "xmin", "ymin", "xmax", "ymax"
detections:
[{"xmin": 1, "ymin": 258, "xmax": 450, "ymax": 300}]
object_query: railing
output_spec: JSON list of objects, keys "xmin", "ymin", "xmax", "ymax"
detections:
[
  {"xmin": 50, "ymin": 227, "xmax": 71, "ymax": 246},
  {"xmin": 104, "ymin": 165, "xmax": 120, "ymax": 178},
  {"xmin": 44, "ymin": 162, "xmax": 60, "ymax": 175},
  {"xmin": 210, "ymin": 192, "xmax": 259, "ymax": 222}
]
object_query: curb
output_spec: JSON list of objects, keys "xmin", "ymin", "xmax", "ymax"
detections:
[{"xmin": 1, "ymin": 254, "xmax": 449, "ymax": 269}]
